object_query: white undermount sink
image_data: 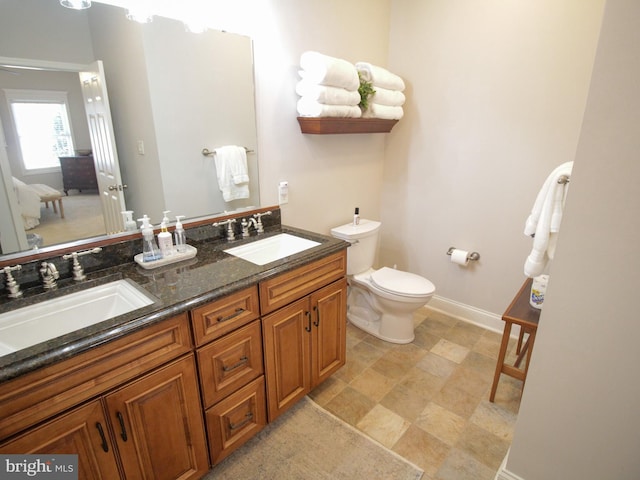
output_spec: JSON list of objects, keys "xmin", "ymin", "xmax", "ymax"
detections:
[
  {"xmin": 224, "ymin": 233, "xmax": 321, "ymax": 266},
  {"xmin": 0, "ymin": 279, "xmax": 155, "ymax": 357}
]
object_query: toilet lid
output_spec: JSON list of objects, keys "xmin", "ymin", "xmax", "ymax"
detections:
[{"xmin": 370, "ymin": 267, "xmax": 435, "ymax": 297}]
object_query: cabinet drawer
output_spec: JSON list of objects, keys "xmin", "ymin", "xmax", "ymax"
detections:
[
  {"xmin": 0, "ymin": 314, "xmax": 192, "ymax": 441},
  {"xmin": 197, "ymin": 319, "xmax": 264, "ymax": 408},
  {"xmin": 259, "ymin": 250, "xmax": 347, "ymax": 314},
  {"xmin": 205, "ymin": 376, "xmax": 267, "ymax": 465},
  {"xmin": 191, "ymin": 286, "xmax": 260, "ymax": 346}
]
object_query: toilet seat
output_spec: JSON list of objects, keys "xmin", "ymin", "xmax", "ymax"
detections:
[{"xmin": 369, "ymin": 267, "xmax": 435, "ymax": 298}]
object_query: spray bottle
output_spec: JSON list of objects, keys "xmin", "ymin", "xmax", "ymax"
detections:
[
  {"xmin": 157, "ymin": 210, "xmax": 174, "ymax": 257},
  {"xmin": 138, "ymin": 215, "xmax": 162, "ymax": 262},
  {"xmin": 174, "ymin": 215, "xmax": 187, "ymax": 253},
  {"xmin": 121, "ymin": 211, "xmax": 137, "ymax": 232},
  {"xmin": 353, "ymin": 207, "xmax": 360, "ymax": 226}
]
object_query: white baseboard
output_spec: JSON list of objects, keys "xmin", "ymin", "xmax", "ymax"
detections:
[
  {"xmin": 425, "ymin": 295, "xmax": 522, "ymax": 338},
  {"xmin": 494, "ymin": 451, "xmax": 525, "ymax": 480}
]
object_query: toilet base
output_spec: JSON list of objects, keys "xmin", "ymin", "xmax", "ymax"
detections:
[{"xmin": 347, "ymin": 305, "xmax": 415, "ymax": 344}]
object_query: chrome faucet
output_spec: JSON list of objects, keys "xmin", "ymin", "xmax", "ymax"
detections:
[
  {"xmin": 213, "ymin": 218, "xmax": 237, "ymax": 241},
  {"xmin": 241, "ymin": 217, "xmax": 258, "ymax": 237},
  {"xmin": 40, "ymin": 262, "xmax": 59, "ymax": 289},
  {"xmin": 252, "ymin": 211, "xmax": 272, "ymax": 234},
  {"xmin": 63, "ymin": 247, "xmax": 103, "ymax": 282},
  {"xmin": 2, "ymin": 265, "xmax": 23, "ymax": 298}
]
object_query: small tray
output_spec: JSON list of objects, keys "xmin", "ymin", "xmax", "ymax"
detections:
[{"xmin": 134, "ymin": 245, "xmax": 197, "ymax": 269}]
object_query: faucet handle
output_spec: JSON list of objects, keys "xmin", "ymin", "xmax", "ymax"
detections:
[
  {"xmin": 2, "ymin": 265, "xmax": 23, "ymax": 298},
  {"xmin": 213, "ymin": 219, "xmax": 237, "ymax": 241},
  {"xmin": 63, "ymin": 247, "xmax": 102, "ymax": 282},
  {"xmin": 252, "ymin": 211, "xmax": 272, "ymax": 234}
]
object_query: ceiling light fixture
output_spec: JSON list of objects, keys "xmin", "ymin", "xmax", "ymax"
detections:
[{"xmin": 60, "ymin": 0, "xmax": 91, "ymax": 9}]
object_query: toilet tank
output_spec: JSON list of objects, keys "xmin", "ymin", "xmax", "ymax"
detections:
[{"xmin": 330, "ymin": 219, "xmax": 381, "ymax": 275}]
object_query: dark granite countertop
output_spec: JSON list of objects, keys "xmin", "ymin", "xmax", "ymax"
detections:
[{"xmin": 0, "ymin": 225, "xmax": 348, "ymax": 383}]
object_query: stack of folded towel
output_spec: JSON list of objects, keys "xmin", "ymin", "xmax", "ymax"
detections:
[
  {"xmin": 296, "ymin": 51, "xmax": 362, "ymax": 118},
  {"xmin": 355, "ymin": 62, "xmax": 405, "ymax": 120}
]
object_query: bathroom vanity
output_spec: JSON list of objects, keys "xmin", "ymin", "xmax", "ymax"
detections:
[{"xmin": 0, "ymin": 210, "xmax": 348, "ymax": 479}]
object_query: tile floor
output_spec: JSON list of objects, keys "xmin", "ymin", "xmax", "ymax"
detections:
[{"xmin": 309, "ymin": 307, "xmax": 524, "ymax": 480}]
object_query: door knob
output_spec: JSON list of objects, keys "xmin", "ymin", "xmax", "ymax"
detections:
[{"xmin": 108, "ymin": 184, "xmax": 128, "ymax": 191}]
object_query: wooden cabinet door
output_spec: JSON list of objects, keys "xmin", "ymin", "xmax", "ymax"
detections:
[
  {"xmin": 310, "ymin": 278, "xmax": 347, "ymax": 387},
  {"xmin": 262, "ymin": 297, "xmax": 311, "ymax": 422},
  {"xmin": 104, "ymin": 356, "xmax": 209, "ymax": 480},
  {"xmin": 0, "ymin": 400, "xmax": 121, "ymax": 480}
]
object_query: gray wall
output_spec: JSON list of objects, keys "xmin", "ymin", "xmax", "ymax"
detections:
[{"xmin": 505, "ymin": 0, "xmax": 640, "ymax": 477}]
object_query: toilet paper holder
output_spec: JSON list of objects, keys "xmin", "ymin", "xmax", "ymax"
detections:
[{"xmin": 447, "ymin": 247, "xmax": 480, "ymax": 262}]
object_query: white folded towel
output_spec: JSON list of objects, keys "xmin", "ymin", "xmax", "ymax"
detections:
[
  {"xmin": 355, "ymin": 62, "xmax": 406, "ymax": 92},
  {"xmin": 299, "ymin": 51, "xmax": 360, "ymax": 91},
  {"xmin": 370, "ymin": 86, "xmax": 406, "ymax": 107},
  {"xmin": 295, "ymin": 80, "xmax": 360, "ymax": 106},
  {"xmin": 361, "ymin": 103, "xmax": 404, "ymax": 120},
  {"xmin": 297, "ymin": 98, "xmax": 362, "ymax": 118},
  {"xmin": 214, "ymin": 146, "xmax": 250, "ymax": 202},
  {"xmin": 523, "ymin": 161, "xmax": 573, "ymax": 277}
]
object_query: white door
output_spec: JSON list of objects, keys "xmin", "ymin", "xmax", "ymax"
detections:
[{"xmin": 80, "ymin": 61, "xmax": 126, "ymax": 234}]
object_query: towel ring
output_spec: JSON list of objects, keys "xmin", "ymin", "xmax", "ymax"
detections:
[{"xmin": 202, "ymin": 147, "xmax": 254, "ymax": 157}]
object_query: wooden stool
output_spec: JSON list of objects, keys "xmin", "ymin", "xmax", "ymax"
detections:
[
  {"xmin": 29, "ymin": 184, "xmax": 65, "ymax": 219},
  {"xmin": 489, "ymin": 278, "xmax": 541, "ymax": 402}
]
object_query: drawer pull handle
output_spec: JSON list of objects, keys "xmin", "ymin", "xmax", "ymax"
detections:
[
  {"xmin": 217, "ymin": 308, "xmax": 245, "ymax": 323},
  {"xmin": 305, "ymin": 311, "xmax": 312, "ymax": 332},
  {"xmin": 313, "ymin": 305, "xmax": 320, "ymax": 327},
  {"xmin": 229, "ymin": 412, "xmax": 253, "ymax": 431},
  {"xmin": 116, "ymin": 412, "xmax": 128, "ymax": 442},
  {"xmin": 96, "ymin": 422, "xmax": 109, "ymax": 452},
  {"xmin": 222, "ymin": 356, "xmax": 249, "ymax": 372}
]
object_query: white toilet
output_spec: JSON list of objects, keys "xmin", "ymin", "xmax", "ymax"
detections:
[{"xmin": 331, "ymin": 219, "xmax": 435, "ymax": 344}]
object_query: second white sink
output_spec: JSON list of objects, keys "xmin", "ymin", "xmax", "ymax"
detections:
[
  {"xmin": 0, "ymin": 279, "xmax": 155, "ymax": 357},
  {"xmin": 224, "ymin": 233, "xmax": 320, "ymax": 265}
]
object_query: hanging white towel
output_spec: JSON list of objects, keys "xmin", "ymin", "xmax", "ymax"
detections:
[
  {"xmin": 214, "ymin": 146, "xmax": 250, "ymax": 202},
  {"xmin": 355, "ymin": 62, "xmax": 406, "ymax": 92},
  {"xmin": 523, "ymin": 161, "xmax": 573, "ymax": 277},
  {"xmin": 299, "ymin": 51, "xmax": 360, "ymax": 91}
]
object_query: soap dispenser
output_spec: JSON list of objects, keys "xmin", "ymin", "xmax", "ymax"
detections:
[
  {"xmin": 121, "ymin": 210, "xmax": 137, "ymax": 232},
  {"xmin": 157, "ymin": 210, "xmax": 174, "ymax": 257},
  {"xmin": 174, "ymin": 215, "xmax": 187, "ymax": 253},
  {"xmin": 138, "ymin": 215, "xmax": 162, "ymax": 262}
]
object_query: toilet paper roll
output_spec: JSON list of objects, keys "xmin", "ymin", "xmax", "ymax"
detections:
[{"xmin": 450, "ymin": 249, "xmax": 469, "ymax": 266}]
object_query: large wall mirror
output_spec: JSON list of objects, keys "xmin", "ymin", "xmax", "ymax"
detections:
[{"xmin": 0, "ymin": 0, "xmax": 260, "ymax": 257}]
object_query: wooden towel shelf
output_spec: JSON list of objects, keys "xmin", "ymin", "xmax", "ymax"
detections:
[{"xmin": 297, "ymin": 117, "xmax": 398, "ymax": 134}]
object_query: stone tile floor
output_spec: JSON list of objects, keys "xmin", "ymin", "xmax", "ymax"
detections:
[{"xmin": 309, "ymin": 307, "xmax": 524, "ymax": 480}]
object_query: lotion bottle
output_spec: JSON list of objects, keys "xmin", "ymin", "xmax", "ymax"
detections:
[
  {"xmin": 157, "ymin": 210, "xmax": 174, "ymax": 256},
  {"xmin": 174, "ymin": 215, "xmax": 187, "ymax": 253},
  {"xmin": 138, "ymin": 215, "xmax": 162, "ymax": 262},
  {"xmin": 353, "ymin": 207, "xmax": 360, "ymax": 226}
]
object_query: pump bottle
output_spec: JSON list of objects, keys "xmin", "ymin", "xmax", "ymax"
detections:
[
  {"xmin": 174, "ymin": 215, "xmax": 187, "ymax": 253},
  {"xmin": 121, "ymin": 211, "xmax": 137, "ymax": 232},
  {"xmin": 157, "ymin": 210, "xmax": 174, "ymax": 257},
  {"xmin": 138, "ymin": 215, "xmax": 162, "ymax": 262}
]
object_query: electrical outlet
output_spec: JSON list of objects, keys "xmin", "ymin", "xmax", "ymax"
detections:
[
  {"xmin": 278, "ymin": 181, "xmax": 289, "ymax": 204},
  {"xmin": 137, "ymin": 140, "xmax": 145, "ymax": 155}
]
